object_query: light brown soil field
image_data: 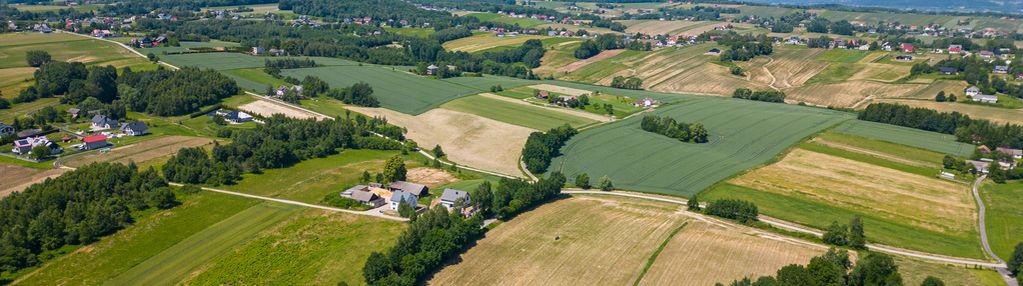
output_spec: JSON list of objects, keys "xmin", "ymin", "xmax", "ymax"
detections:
[
  {"xmin": 730, "ymin": 149, "xmax": 976, "ymax": 235},
  {"xmin": 240, "ymin": 98, "xmax": 322, "ymax": 120},
  {"xmin": 786, "ymin": 81, "xmax": 926, "ymax": 107},
  {"xmin": 64, "ymin": 136, "xmax": 214, "ymax": 168},
  {"xmin": 345, "ymin": 107, "xmax": 532, "ymax": 176},
  {"xmin": 904, "ymin": 80, "xmax": 970, "ymax": 100},
  {"xmin": 528, "ymin": 84, "xmax": 592, "ymax": 96},
  {"xmin": 741, "ymin": 49, "xmax": 829, "ymax": 88},
  {"xmin": 429, "ymin": 196, "xmax": 688, "ymax": 286},
  {"xmin": 621, "ymin": 20, "xmax": 708, "ymax": 35},
  {"xmin": 558, "ymin": 49, "xmax": 625, "ymax": 73},
  {"xmin": 648, "ymin": 62, "xmax": 765, "ymax": 96},
  {"xmin": 849, "ymin": 63, "xmax": 912, "ymax": 82},
  {"xmin": 442, "ymin": 35, "xmax": 547, "ymax": 53},
  {"xmin": 406, "ymin": 167, "xmax": 456, "ymax": 189},
  {"xmin": 873, "ymin": 99, "xmax": 1023, "ymax": 125},
  {"xmin": 637, "ymin": 218, "xmax": 827, "ymax": 286},
  {"xmin": 0, "ymin": 164, "xmax": 66, "ymax": 198}
]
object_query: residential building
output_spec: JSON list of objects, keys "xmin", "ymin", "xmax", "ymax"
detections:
[
  {"xmin": 966, "ymin": 160, "xmax": 991, "ymax": 174},
  {"xmin": 894, "ymin": 55, "xmax": 913, "ymax": 61},
  {"xmin": 252, "ymin": 47, "xmax": 265, "ymax": 55},
  {"xmin": 948, "ymin": 45, "xmax": 962, "ymax": 54},
  {"xmin": 341, "ymin": 185, "xmax": 385, "ymax": 207},
  {"xmin": 82, "ymin": 134, "xmax": 109, "ymax": 150},
  {"xmin": 439, "ymin": 188, "xmax": 471, "ymax": 210},
  {"xmin": 275, "ymin": 85, "xmax": 303, "ymax": 97},
  {"xmin": 635, "ymin": 98, "xmax": 657, "ymax": 108},
  {"xmin": 389, "ymin": 190, "xmax": 418, "ymax": 211},
  {"xmin": 965, "ymin": 86, "xmax": 981, "ymax": 97},
  {"xmin": 91, "ymin": 115, "xmax": 119, "ymax": 130},
  {"xmin": 210, "ymin": 109, "xmax": 254, "ymax": 124},
  {"xmin": 425, "ymin": 64, "xmax": 439, "ymax": 75},
  {"xmin": 12, "ymin": 136, "xmax": 60, "ymax": 155},
  {"xmin": 121, "ymin": 122, "xmax": 149, "ymax": 136},
  {"xmin": 389, "ymin": 181, "xmax": 429, "ymax": 197},
  {"xmin": 972, "ymin": 94, "xmax": 998, "ymax": 104},
  {"xmin": 994, "ymin": 65, "xmax": 1010, "ymax": 73},
  {"xmin": 939, "ymin": 67, "xmax": 958, "ymax": 75},
  {"xmin": 0, "ymin": 123, "xmax": 13, "ymax": 137},
  {"xmin": 996, "ymin": 147, "xmax": 1023, "ymax": 159},
  {"xmin": 901, "ymin": 43, "xmax": 914, "ymax": 53}
]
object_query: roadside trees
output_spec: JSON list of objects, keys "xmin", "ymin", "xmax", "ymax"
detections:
[
  {"xmin": 598, "ymin": 175, "xmax": 613, "ymax": 191},
  {"xmin": 575, "ymin": 173, "xmax": 590, "ymax": 189}
]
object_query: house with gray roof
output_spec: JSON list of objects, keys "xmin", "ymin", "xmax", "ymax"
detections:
[
  {"xmin": 971, "ymin": 94, "xmax": 998, "ymax": 104},
  {"xmin": 966, "ymin": 160, "xmax": 991, "ymax": 174},
  {"xmin": 389, "ymin": 181, "xmax": 429, "ymax": 196},
  {"xmin": 341, "ymin": 185, "xmax": 385, "ymax": 207},
  {"xmin": 389, "ymin": 190, "xmax": 418, "ymax": 211},
  {"xmin": 439, "ymin": 188, "xmax": 471, "ymax": 210},
  {"xmin": 91, "ymin": 115, "xmax": 118, "ymax": 130},
  {"xmin": 996, "ymin": 147, "xmax": 1023, "ymax": 160},
  {"xmin": 121, "ymin": 122, "xmax": 149, "ymax": 136}
]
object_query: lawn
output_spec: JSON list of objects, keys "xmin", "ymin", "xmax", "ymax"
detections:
[
  {"xmin": 981, "ymin": 181, "xmax": 1023, "ymax": 260},
  {"xmin": 280, "ymin": 65, "xmax": 480, "ymax": 115},
  {"xmin": 440, "ymin": 94, "xmax": 599, "ymax": 130},
  {"xmin": 550, "ymin": 95, "xmax": 852, "ymax": 196},
  {"xmin": 831, "ymin": 120, "xmax": 975, "ymax": 157}
]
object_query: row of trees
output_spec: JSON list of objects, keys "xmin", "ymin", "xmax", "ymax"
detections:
[
  {"xmin": 732, "ymin": 88, "xmax": 786, "ymax": 103},
  {"xmin": 720, "ymin": 249, "xmax": 910, "ymax": 286},
  {"xmin": 610, "ymin": 76, "xmax": 643, "ymax": 90},
  {"xmin": 264, "ymin": 58, "xmax": 317, "ymax": 69},
  {"xmin": 574, "ymin": 34, "xmax": 650, "ymax": 59},
  {"xmin": 822, "ymin": 216, "xmax": 867, "ymax": 249},
  {"xmin": 859, "ymin": 103, "xmax": 1023, "ymax": 149},
  {"xmin": 163, "ymin": 114, "xmax": 404, "ymax": 185},
  {"xmin": 704, "ymin": 199, "xmax": 759, "ymax": 224},
  {"xmin": 521, "ymin": 124, "xmax": 579, "ymax": 174},
  {"xmin": 0, "ymin": 163, "xmax": 176, "ymax": 273},
  {"xmin": 640, "ymin": 115, "xmax": 709, "ymax": 143}
]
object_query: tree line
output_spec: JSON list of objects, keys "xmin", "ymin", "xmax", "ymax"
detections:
[
  {"xmin": 610, "ymin": 76, "xmax": 643, "ymax": 90},
  {"xmin": 859, "ymin": 103, "xmax": 1023, "ymax": 149},
  {"xmin": 714, "ymin": 32, "xmax": 773, "ymax": 62},
  {"xmin": 640, "ymin": 115, "xmax": 709, "ymax": 143},
  {"xmin": 574, "ymin": 34, "xmax": 651, "ymax": 60},
  {"xmin": 522, "ymin": 124, "xmax": 578, "ymax": 174},
  {"xmin": 822, "ymin": 216, "xmax": 867, "ymax": 249},
  {"xmin": 732, "ymin": 88, "xmax": 786, "ymax": 103},
  {"xmin": 163, "ymin": 114, "xmax": 404, "ymax": 185},
  {"xmin": 0, "ymin": 163, "xmax": 176, "ymax": 274},
  {"xmin": 720, "ymin": 249, "xmax": 912, "ymax": 286}
]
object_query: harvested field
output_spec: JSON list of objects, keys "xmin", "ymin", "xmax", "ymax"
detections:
[
  {"xmin": 621, "ymin": 20, "xmax": 708, "ymax": 35},
  {"xmin": 874, "ymin": 99, "xmax": 1023, "ymax": 125},
  {"xmin": 786, "ymin": 81, "xmax": 926, "ymax": 107},
  {"xmin": 240, "ymin": 98, "xmax": 322, "ymax": 120},
  {"xmin": 528, "ymin": 84, "xmax": 592, "ymax": 96},
  {"xmin": 0, "ymin": 164, "xmax": 66, "ymax": 198},
  {"xmin": 648, "ymin": 62, "xmax": 765, "ymax": 96},
  {"xmin": 429, "ymin": 196, "xmax": 688, "ymax": 286},
  {"xmin": 406, "ymin": 167, "xmax": 457, "ymax": 189},
  {"xmin": 346, "ymin": 106, "xmax": 533, "ymax": 176},
  {"xmin": 905, "ymin": 80, "xmax": 969, "ymax": 100},
  {"xmin": 64, "ymin": 136, "xmax": 213, "ymax": 168},
  {"xmin": 442, "ymin": 34, "xmax": 547, "ymax": 53},
  {"xmin": 741, "ymin": 48, "xmax": 829, "ymax": 88},
  {"xmin": 558, "ymin": 49, "xmax": 625, "ymax": 73},
  {"xmin": 637, "ymin": 218, "xmax": 826, "ymax": 286},
  {"xmin": 849, "ymin": 63, "xmax": 912, "ymax": 82}
]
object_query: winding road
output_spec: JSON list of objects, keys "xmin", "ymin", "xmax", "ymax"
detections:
[{"xmin": 970, "ymin": 176, "xmax": 1019, "ymax": 286}]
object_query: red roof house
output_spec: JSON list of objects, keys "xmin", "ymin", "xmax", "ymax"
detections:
[
  {"xmin": 83, "ymin": 135, "xmax": 109, "ymax": 150},
  {"xmin": 901, "ymin": 43, "xmax": 914, "ymax": 53}
]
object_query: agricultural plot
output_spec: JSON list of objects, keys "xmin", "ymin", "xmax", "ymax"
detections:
[
  {"xmin": 705, "ymin": 148, "xmax": 985, "ymax": 259},
  {"xmin": 550, "ymin": 95, "xmax": 851, "ymax": 197},
  {"xmin": 223, "ymin": 67, "xmax": 291, "ymax": 91},
  {"xmin": 464, "ymin": 13, "xmax": 546, "ymax": 28},
  {"xmin": 807, "ymin": 132, "xmax": 945, "ymax": 171},
  {"xmin": 0, "ymin": 164, "xmax": 66, "ymax": 198},
  {"xmin": 160, "ymin": 53, "xmax": 358, "ymax": 71},
  {"xmin": 508, "ymin": 84, "xmax": 644, "ymax": 118},
  {"xmin": 345, "ymin": 106, "xmax": 533, "ymax": 176},
  {"xmin": 533, "ymin": 40, "xmax": 582, "ymax": 76},
  {"xmin": 981, "ymin": 182, "xmax": 1023, "ymax": 260},
  {"xmin": 874, "ymin": 99, "xmax": 1023, "ymax": 125},
  {"xmin": 63, "ymin": 136, "xmax": 213, "ymax": 168},
  {"xmin": 439, "ymin": 94, "xmax": 600, "ymax": 130},
  {"xmin": 905, "ymin": 80, "xmax": 970, "ymax": 100},
  {"xmin": 0, "ymin": 32, "xmax": 137, "ymax": 68},
  {"xmin": 896, "ymin": 256, "xmax": 1006, "ymax": 286},
  {"xmin": 384, "ymin": 27, "xmax": 434, "ymax": 38},
  {"xmin": 740, "ymin": 48, "xmax": 828, "ymax": 89},
  {"xmin": 240, "ymin": 98, "xmax": 323, "ymax": 120},
  {"xmin": 441, "ymin": 33, "xmax": 547, "ymax": 53},
  {"xmin": 280, "ymin": 65, "xmax": 480, "ymax": 115},
  {"xmin": 141, "ymin": 40, "xmax": 240, "ymax": 55},
  {"xmin": 831, "ymin": 120, "xmax": 974, "ymax": 157},
  {"xmin": 619, "ymin": 20, "xmax": 710, "ymax": 35},
  {"xmin": 786, "ymin": 80, "xmax": 925, "ymax": 107}
]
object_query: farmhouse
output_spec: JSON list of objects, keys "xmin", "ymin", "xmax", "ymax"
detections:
[
  {"xmin": 901, "ymin": 43, "xmax": 914, "ymax": 53},
  {"xmin": 996, "ymin": 147, "xmax": 1023, "ymax": 159},
  {"xmin": 341, "ymin": 185, "xmax": 386, "ymax": 207},
  {"xmin": 994, "ymin": 65, "xmax": 1009, "ymax": 73},
  {"xmin": 210, "ymin": 109, "xmax": 253, "ymax": 124},
  {"xmin": 275, "ymin": 85, "xmax": 303, "ymax": 97},
  {"xmin": 82, "ymin": 135, "xmax": 109, "ymax": 150},
  {"xmin": 67, "ymin": 108, "xmax": 81, "ymax": 118},
  {"xmin": 426, "ymin": 64, "xmax": 439, "ymax": 75},
  {"xmin": 635, "ymin": 98, "xmax": 657, "ymax": 108},
  {"xmin": 389, "ymin": 190, "xmax": 418, "ymax": 211},
  {"xmin": 971, "ymin": 94, "xmax": 998, "ymax": 104},
  {"xmin": 966, "ymin": 160, "xmax": 991, "ymax": 174},
  {"xmin": 389, "ymin": 181, "xmax": 429, "ymax": 196},
  {"xmin": 120, "ymin": 122, "xmax": 149, "ymax": 136},
  {"xmin": 948, "ymin": 45, "xmax": 962, "ymax": 54},
  {"xmin": 439, "ymin": 188, "xmax": 471, "ymax": 210},
  {"xmin": 939, "ymin": 67, "xmax": 958, "ymax": 75},
  {"xmin": 91, "ymin": 115, "xmax": 119, "ymax": 130},
  {"xmin": 0, "ymin": 123, "xmax": 14, "ymax": 137},
  {"xmin": 965, "ymin": 86, "xmax": 980, "ymax": 97}
]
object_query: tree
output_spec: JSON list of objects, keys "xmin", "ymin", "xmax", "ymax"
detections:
[
  {"xmin": 361, "ymin": 171, "xmax": 371, "ymax": 184},
  {"xmin": 935, "ymin": 91, "xmax": 946, "ymax": 102},
  {"xmin": 921, "ymin": 276, "xmax": 945, "ymax": 286},
  {"xmin": 363, "ymin": 252, "xmax": 391, "ymax": 283},
  {"xmin": 730, "ymin": 66, "xmax": 744, "ymax": 76},
  {"xmin": 0, "ymin": 97, "xmax": 9, "ymax": 109},
  {"xmin": 1009, "ymin": 242, "xmax": 1023, "ymax": 277},
  {"xmin": 849, "ymin": 252, "xmax": 903, "ymax": 286},
  {"xmin": 146, "ymin": 188, "xmax": 178, "ymax": 209},
  {"xmin": 30, "ymin": 144, "xmax": 51, "ymax": 160},
  {"xmin": 687, "ymin": 195, "xmax": 701, "ymax": 211},
  {"xmin": 397, "ymin": 200, "xmax": 416, "ymax": 218},
  {"xmin": 823, "ymin": 221, "xmax": 848, "ymax": 246},
  {"xmin": 474, "ymin": 181, "xmax": 493, "ymax": 214},
  {"xmin": 432, "ymin": 144, "xmax": 445, "ymax": 158},
  {"xmin": 598, "ymin": 175, "xmax": 614, "ymax": 191},
  {"xmin": 948, "ymin": 93, "xmax": 957, "ymax": 102},
  {"xmin": 147, "ymin": 53, "xmax": 159, "ymax": 63},
  {"xmin": 26, "ymin": 50, "xmax": 51, "ymax": 67},
  {"xmin": 575, "ymin": 173, "xmax": 590, "ymax": 189},
  {"xmin": 848, "ymin": 215, "xmax": 866, "ymax": 249}
]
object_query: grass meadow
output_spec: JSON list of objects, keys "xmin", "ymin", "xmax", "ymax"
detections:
[
  {"xmin": 549, "ymin": 95, "xmax": 851, "ymax": 197},
  {"xmin": 440, "ymin": 94, "xmax": 599, "ymax": 130},
  {"xmin": 0, "ymin": 32, "xmax": 136, "ymax": 68},
  {"xmin": 832, "ymin": 120, "xmax": 975, "ymax": 157},
  {"xmin": 981, "ymin": 181, "xmax": 1023, "ymax": 260}
]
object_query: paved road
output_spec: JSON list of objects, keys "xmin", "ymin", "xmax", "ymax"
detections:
[
  {"xmin": 168, "ymin": 183, "xmax": 408, "ymax": 222},
  {"xmin": 970, "ymin": 176, "xmax": 1019, "ymax": 286},
  {"xmin": 563, "ymin": 190, "xmax": 1008, "ymax": 269}
]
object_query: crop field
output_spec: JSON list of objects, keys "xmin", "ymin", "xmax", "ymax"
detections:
[
  {"xmin": 510, "ymin": 84, "xmax": 644, "ymax": 118},
  {"xmin": 280, "ymin": 65, "xmax": 480, "ymax": 115},
  {"xmin": 223, "ymin": 67, "xmax": 291, "ymax": 91},
  {"xmin": 0, "ymin": 98, "xmax": 59, "ymax": 122},
  {"xmin": 849, "ymin": 63, "xmax": 912, "ymax": 82},
  {"xmin": 63, "ymin": 136, "xmax": 213, "ymax": 168},
  {"xmin": 180, "ymin": 209, "xmax": 404, "ymax": 286},
  {"xmin": 0, "ymin": 164, "xmax": 66, "ymax": 198},
  {"xmin": 439, "ymin": 74, "xmax": 534, "ymax": 91},
  {"xmin": 440, "ymin": 94, "xmax": 600, "ymax": 130},
  {"xmin": 429, "ymin": 195, "xmax": 689, "ymax": 285},
  {"xmin": 704, "ymin": 148, "xmax": 985, "ymax": 259},
  {"xmin": 620, "ymin": 20, "xmax": 710, "ymax": 35},
  {"xmin": 875, "ymin": 98, "xmax": 1023, "ymax": 125},
  {"xmin": 740, "ymin": 48, "xmax": 828, "ymax": 89},
  {"xmin": 442, "ymin": 33, "xmax": 547, "ymax": 53},
  {"xmin": 142, "ymin": 40, "xmax": 240, "ymax": 55},
  {"xmin": 346, "ymin": 106, "xmax": 533, "ymax": 176},
  {"xmin": 0, "ymin": 32, "xmax": 137, "ymax": 68},
  {"xmin": 160, "ymin": 53, "xmax": 358, "ymax": 70},
  {"xmin": 787, "ymin": 80, "xmax": 925, "ymax": 107},
  {"xmin": 831, "ymin": 120, "xmax": 975, "ymax": 157},
  {"xmin": 384, "ymin": 27, "xmax": 434, "ymax": 38},
  {"xmin": 637, "ymin": 219, "xmax": 826, "ymax": 286},
  {"xmin": 905, "ymin": 80, "xmax": 969, "ymax": 100},
  {"xmin": 534, "ymin": 40, "xmax": 582, "ymax": 76},
  {"xmin": 240, "ymin": 98, "xmax": 323, "ymax": 120},
  {"xmin": 464, "ymin": 13, "xmax": 547, "ymax": 28},
  {"xmin": 550, "ymin": 95, "xmax": 851, "ymax": 197},
  {"xmin": 8, "ymin": 4, "xmax": 103, "ymax": 12},
  {"xmin": 981, "ymin": 182, "xmax": 1023, "ymax": 260}
]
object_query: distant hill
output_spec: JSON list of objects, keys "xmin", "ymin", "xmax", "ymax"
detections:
[{"xmin": 741, "ymin": 0, "xmax": 1023, "ymax": 14}]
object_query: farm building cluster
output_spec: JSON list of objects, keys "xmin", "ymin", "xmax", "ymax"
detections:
[
  {"xmin": 340, "ymin": 181, "xmax": 475, "ymax": 217},
  {"xmin": 966, "ymin": 146, "xmax": 1022, "ymax": 175}
]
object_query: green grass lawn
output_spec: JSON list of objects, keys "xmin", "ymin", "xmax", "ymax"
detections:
[
  {"xmin": 440, "ymin": 94, "xmax": 598, "ymax": 130},
  {"xmin": 701, "ymin": 183, "xmax": 986, "ymax": 259},
  {"xmin": 981, "ymin": 181, "xmax": 1023, "ymax": 260},
  {"xmin": 384, "ymin": 27, "xmax": 435, "ymax": 38},
  {"xmin": 223, "ymin": 68, "xmax": 291, "ymax": 91},
  {"xmin": 804, "ymin": 63, "xmax": 863, "ymax": 85},
  {"xmin": 815, "ymin": 49, "xmax": 871, "ymax": 63},
  {"xmin": 831, "ymin": 120, "xmax": 975, "ymax": 157},
  {"xmin": 550, "ymin": 95, "xmax": 851, "ymax": 197}
]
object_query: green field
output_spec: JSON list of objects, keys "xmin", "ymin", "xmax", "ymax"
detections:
[
  {"xmin": 832, "ymin": 120, "xmax": 975, "ymax": 157},
  {"xmin": 222, "ymin": 68, "xmax": 291, "ymax": 91},
  {"xmin": 804, "ymin": 63, "xmax": 862, "ymax": 85},
  {"xmin": 280, "ymin": 65, "xmax": 480, "ymax": 115},
  {"xmin": 161, "ymin": 53, "xmax": 358, "ymax": 71},
  {"xmin": 141, "ymin": 40, "xmax": 241, "ymax": 55},
  {"xmin": 8, "ymin": 4, "xmax": 102, "ymax": 12},
  {"xmin": 440, "ymin": 94, "xmax": 599, "ymax": 130},
  {"xmin": 465, "ymin": 13, "xmax": 546, "ymax": 28},
  {"xmin": 981, "ymin": 181, "xmax": 1023, "ymax": 260},
  {"xmin": 815, "ymin": 49, "xmax": 871, "ymax": 63},
  {"xmin": 384, "ymin": 27, "xmax": 435, "ymax": 38},
  {"xmin": 549, "ymin": 95, "xmax": 852, "ymax": 196},
  {"xmin": 0, "ymin": 32, "xmax": 138, "ymax": 68}
]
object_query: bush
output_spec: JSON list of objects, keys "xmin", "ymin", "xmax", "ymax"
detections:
[
  {"xmin": 705, "ymin": 199, "xmax": 758, "ymax": 224},
  {"xmin": 575, "ymin": 173, "xmax": 590, "ymax": 189},
  {"xmin": 640, "ymin": 115, "xmax": 709, "ymax": 143},
  {"xmin": 26, "ymin": 50, "xmax": 51, "ymax": 67},
  {"xmin": 732, "ymin": 88, "xmax": 785, "ymax": 103},
  {"xmin": 598, "ymin": 175, "xmax": 613, "ymax": 191},
  {"xmin": 522, "ymin": 125, "xmax": 578, "ymax": 173}
]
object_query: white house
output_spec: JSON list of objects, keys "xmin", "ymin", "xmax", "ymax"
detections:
[
  {"xmin": 964, "ymin": 86, "xmax": 980, "ymax": 97},
  {"xmin": 389, "ymin": 190, "xmax": 418, "ymax": 211},
  {"xmin": 91, "ymin": 115, "xmax": 118, "ymax": 130},
  {"xmin": 120, "ymin": 122, "xmax": 149, "ymax": 136},
  {"xmin": 439, "ymin": 188, "xmax": 470, "ymax": 210},
  {"xmin": 972, "ymin": 94, "xmax": 998, "ymax": 104}
]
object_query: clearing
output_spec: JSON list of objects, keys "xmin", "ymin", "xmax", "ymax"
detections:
[
  {"xmin": 0, "ymin": 164, "xmax": 66, "ymax": 198},
  {"xmin": 63, "ymin": 136, "xmax": 213, "ymax": 168}
]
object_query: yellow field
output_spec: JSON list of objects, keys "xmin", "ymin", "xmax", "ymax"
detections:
[
  {"xmin": 741, "ymin": 48, "xmax": 829, "ymax": 89},
  {"xmin": 904, "ymin": 80, "xmax": 969, "ymax": 100},
  {"xmin": 442, "ymin": 34, "xmax": 547, "ymax": 53},
  {"xmin": 431, "ymin": 195, "xmax": 831, "ymax": 286},
  {"xmin": 786, "ymin": 80, "xmax": 926, "ymax": 107},
  {"xmin": 874, "ymin": 99, "xmax": 1023, "ymax": 125},
  {"xmin": 620, "ymin": 20, "xmax": 709, "ymax": 35},
  {"xmin": 730, "ymin": 149, "xmax": 976, "ymax": 235},
  {"xmin": 0, "ymin": 164, "xmax": 66, "ymax": 198},
  {"xmin": 64, "ymin": 136, "xmax": 214, "ymax": 168}
]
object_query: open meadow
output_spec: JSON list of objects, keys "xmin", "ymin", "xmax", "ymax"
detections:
[
  {"xmin": 550, "ymin": 95, "xmax": 850, "ymax": 197},
  {"xmin": 439, "ymin": 93, "xmax": 601, "ymax": 130},
  {"xmin": 0, "ymin": 32, "xmax": 138, "ymax": 69},
  {"xmin": 62, "ymin": 136, "xmax": 213, "ymax": 168},
  {"xmin": 431, "ymin": 195, "xmax": 829, "ymax": 286},
  {"xmin": 981, "ymin": 181, "xmax": 1023, "ymax": 260}
]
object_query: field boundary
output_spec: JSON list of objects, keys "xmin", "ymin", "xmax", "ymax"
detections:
[{"xmin": 632, "ymin": 221, "xmax": 689, "ymax": 286}]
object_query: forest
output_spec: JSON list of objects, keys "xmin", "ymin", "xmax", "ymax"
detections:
[
  {"xmin": 859, "ymin": 103, "xmax": 1023, "ymax": 149},
  {"xmin": 0, "ymin": 163, "xmax": 175, "ymax": 274},
  {"xmin": 521, "ymin": 124, "xmax": 578, "ymax": 174}
]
